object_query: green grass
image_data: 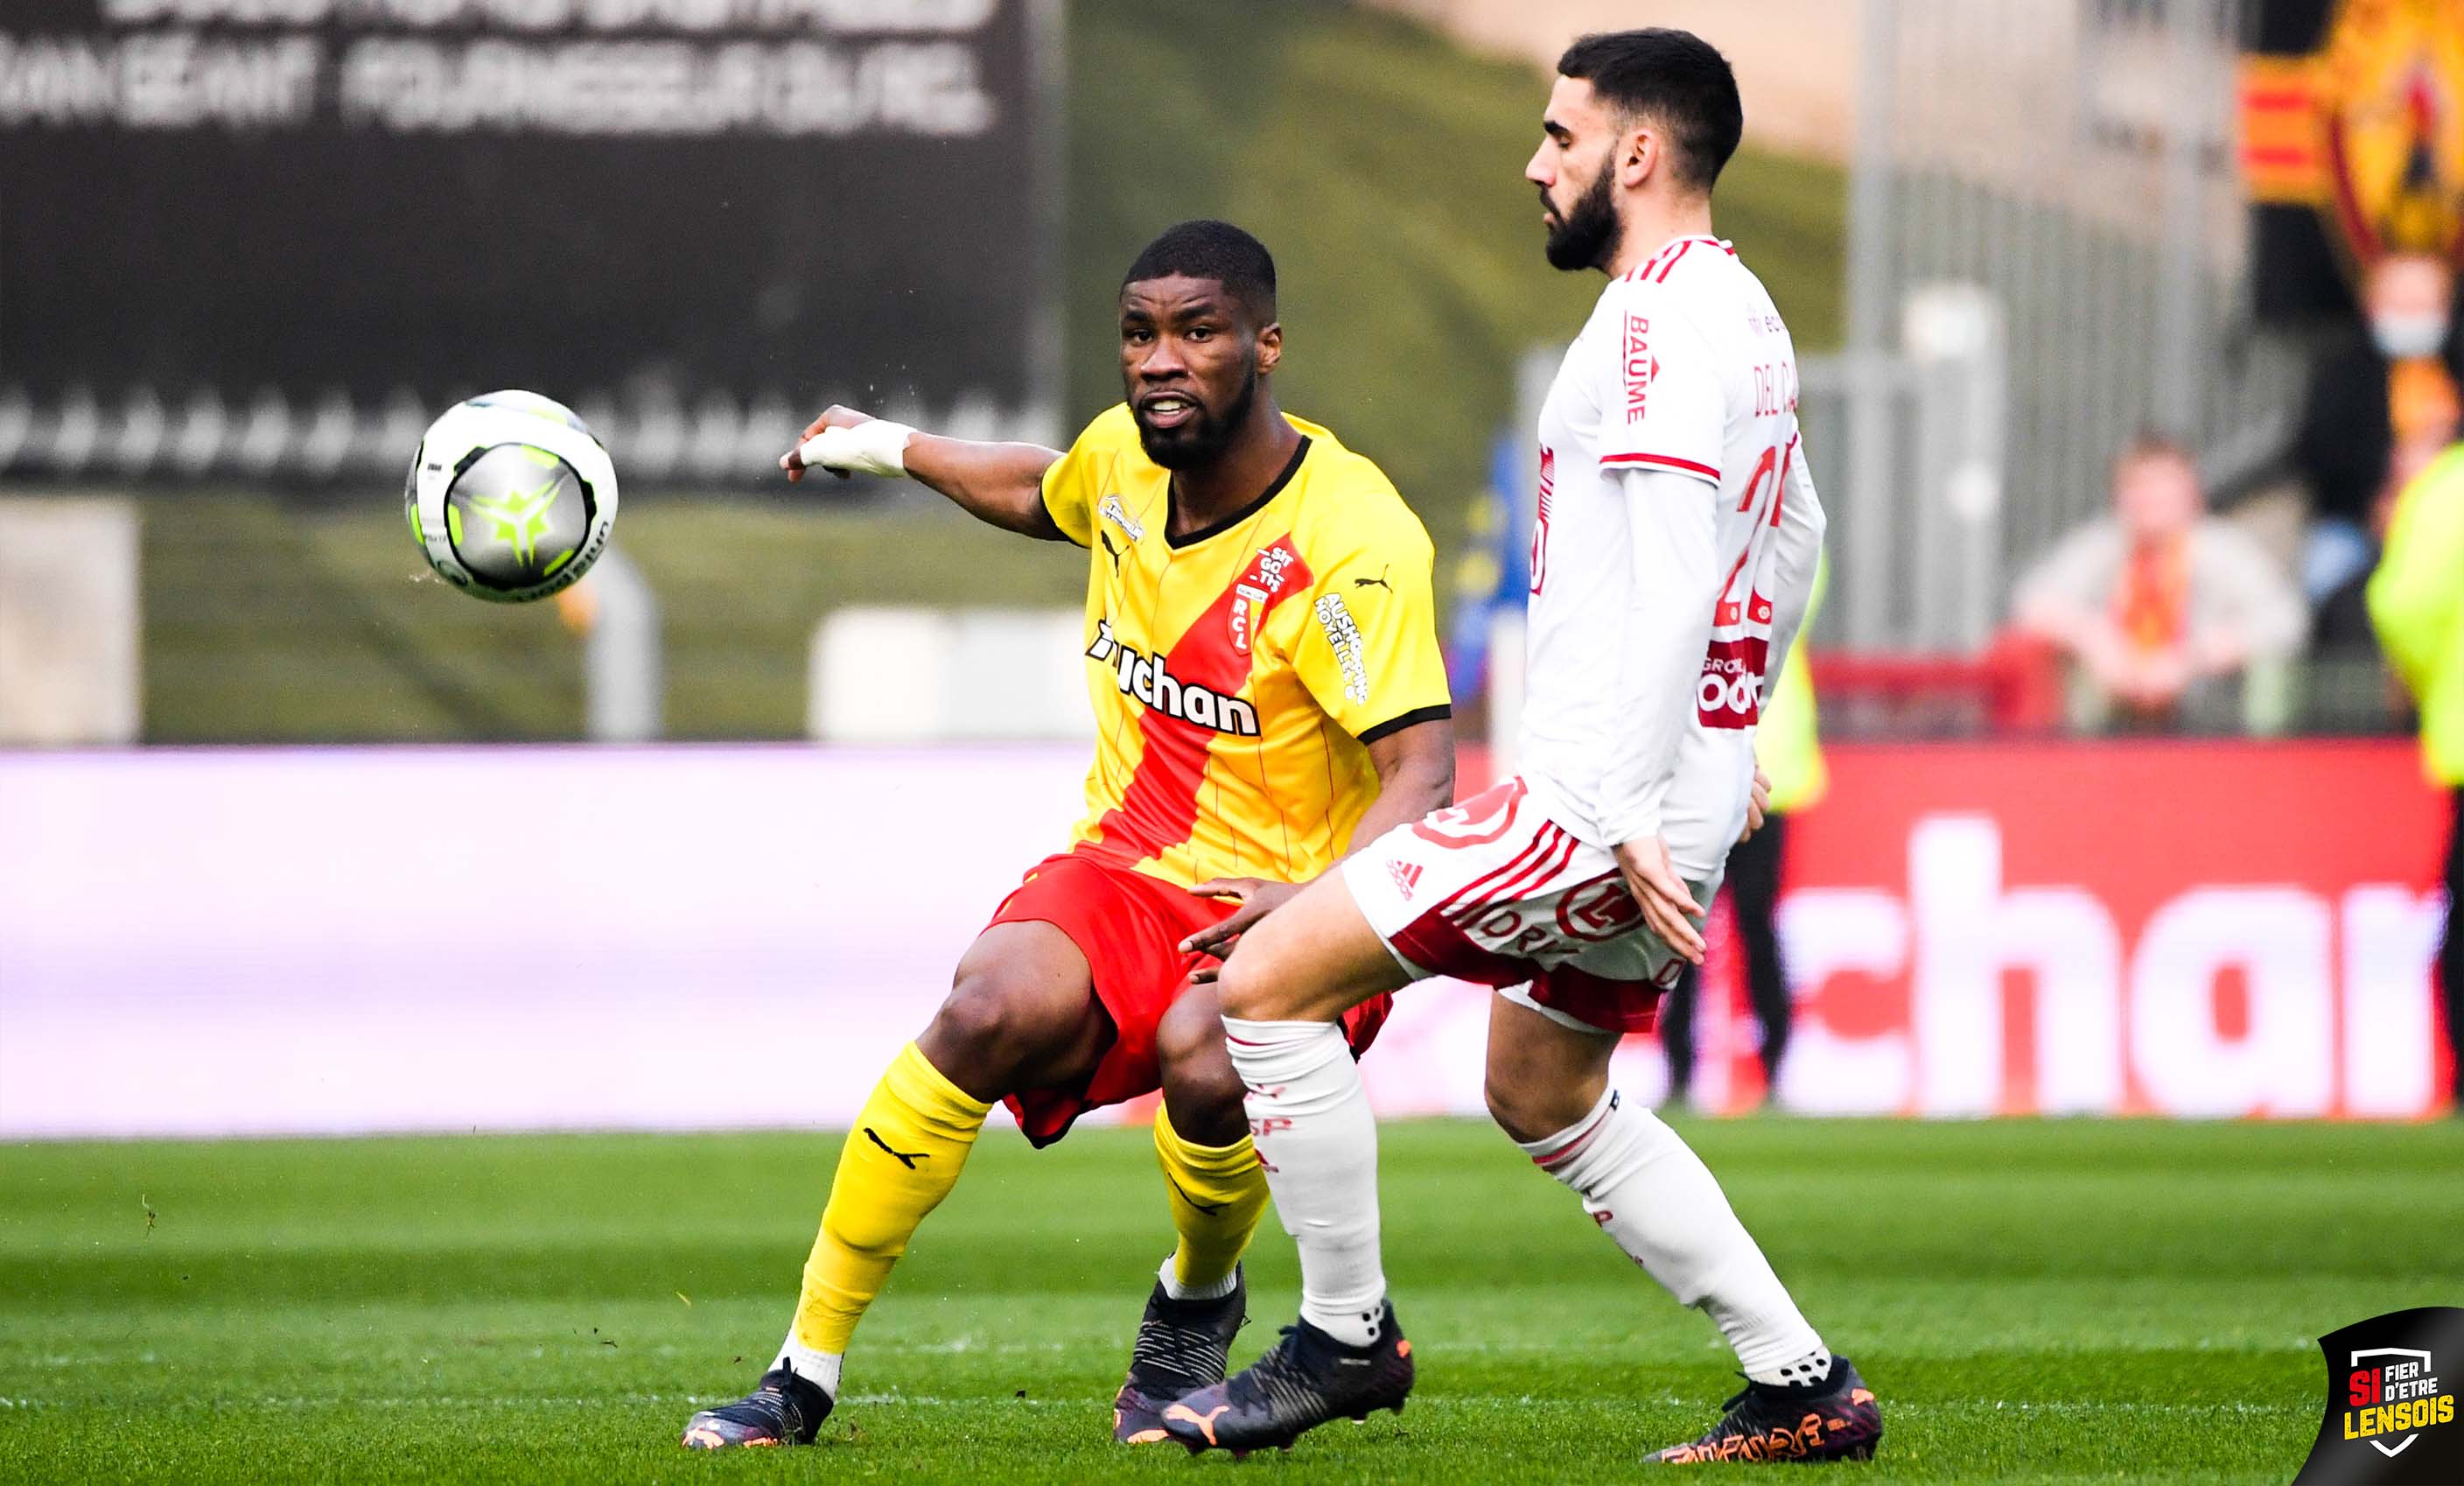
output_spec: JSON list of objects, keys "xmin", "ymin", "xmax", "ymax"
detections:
[
  {"xmin": 122, "ymin": 0, "xmax": 1845, "ymax": 743},
  {"xmin": 4, "ymin": 1118, "xmax": 2453, "ymax": 1483}
]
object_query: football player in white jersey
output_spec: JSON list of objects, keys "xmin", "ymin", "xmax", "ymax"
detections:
[{"xmin": 1161, "ymin": 30, "xmax": 1882, "ymax": 1463}]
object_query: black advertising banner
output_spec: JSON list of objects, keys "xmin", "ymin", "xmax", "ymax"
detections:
[{"xmin": 0, "ymin": 0, "xmax": 1059, "ymax": 483}]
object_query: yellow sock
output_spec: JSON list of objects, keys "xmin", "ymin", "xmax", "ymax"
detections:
[
  {"xmin": 1153, "ymin": 1104, "xmax": 1269, "ymax": 1293},
  {"xmin": 791, "ymin": 1042, "xmax": 992, "ymax": 1355}
]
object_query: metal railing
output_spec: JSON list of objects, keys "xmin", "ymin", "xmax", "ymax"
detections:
[{"xmin": 1820, "ymin": 0, "xmax": 2309, "ymax": 652}]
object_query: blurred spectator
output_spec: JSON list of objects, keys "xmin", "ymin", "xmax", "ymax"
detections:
[
  {"xmin": 2293, "ymin": 252, "xmax": 2462, "ymax": 602},
  {"xmin": 2364, "ymin": 441, "xmax": 2464, "ymax": 1109},
  {"xmin": 1662, "ymin": 564, "xmax": 1827, "ymax": 1110},
  {"xmin": 2012, "ymin": 435, "xmax": 2306, "ymax": 729},
  {"xmin": 2314, "ymin": 433, "xmax": 2447, "ymax": 656}
]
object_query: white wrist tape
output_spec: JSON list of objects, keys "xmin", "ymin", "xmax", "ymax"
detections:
[{"xmin": 798, "ymin": 420, "xmax": 914, "ymax": 478}]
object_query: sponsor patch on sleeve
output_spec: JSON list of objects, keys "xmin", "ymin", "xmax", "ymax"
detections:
[{"xmin": 1312, "ymin": 592, "xmax": 1371, "ymax": 706}]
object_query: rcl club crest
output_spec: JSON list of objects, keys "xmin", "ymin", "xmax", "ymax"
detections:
[
  {"xmin": 1228, "ymin": 541, "xmax": 1302, "ymax": 659},
  {"xmin": 2293, "ymin": 1307, "xmax": 2464, "ymax": 1484}
]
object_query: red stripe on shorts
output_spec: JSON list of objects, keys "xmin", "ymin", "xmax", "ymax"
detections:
[
  {"xmin": 1452, "ymin": 825, "xmax": 1577, "ymax": 928},
  {"xmin": 1430, "ymin": 820, "xmax": 1559, "ymax": 923},
  {"xmin": 1389, "ymin": 908, "xmax": 1541, "ymax": 989}
]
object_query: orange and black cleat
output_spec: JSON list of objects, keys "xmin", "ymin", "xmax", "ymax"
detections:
[
  {"xmin": 1648, "ymin": 1356, "xmax": 1882, "ymax": 1465},
  {"xmin": 1158, "ymin": 1301, "xmax": 1412, "ymax": 1457},
  {"xmin": 679, "ymin": 1363, "xmax": 833, "ymax": 1449},
  {"xmin": 1114, "ymin": 1267, "xmax": 1248, "ymax": 1444}
]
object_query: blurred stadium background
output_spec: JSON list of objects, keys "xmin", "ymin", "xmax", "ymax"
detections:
[
  {"xmin": 2, "ymin": 0, "xmax": 2460, "ymax": 1478},
  {"xmin": 4, "ymin": 0, "xmax": 2452, "ymax": 1127}
]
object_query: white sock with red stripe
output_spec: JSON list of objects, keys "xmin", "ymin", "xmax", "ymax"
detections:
[
  {"xmin": 1518, "ymin": 1087, "xmax": 1831, "ymax": 1388},
  {"xmin": 1220, "ymin": 1016, "xmax": 1387, "ymax": 1348}
]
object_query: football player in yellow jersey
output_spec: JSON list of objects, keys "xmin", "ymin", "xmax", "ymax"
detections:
[{"xmin": 682, "ymin": 221, "xmax": 1455, "ymax": 1450}]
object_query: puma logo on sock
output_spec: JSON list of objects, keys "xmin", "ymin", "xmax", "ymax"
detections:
[
  {"xmin": 864, "ymin": 1127, "xmax": 928, "ymax": 1168},
  {"xmin": 1166, "ymin": 1174, "xmax": 1228, "ymax": 1215}
]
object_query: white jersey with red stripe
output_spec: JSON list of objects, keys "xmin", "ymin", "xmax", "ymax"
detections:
[{"xmin": 1519, "ymin": 234, "xmax": 1824, "ymax": 880}]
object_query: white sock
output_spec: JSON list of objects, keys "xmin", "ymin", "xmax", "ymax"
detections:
[
  {"xmin": 1158, "ymin": 1253, "xmax": 1239, "ymax": 1302},
  {"xmin": 772, "ymin": 1328, "xmax": 844, "ymax": 1398},
  {"xmin": 1222, "ymin": 1016, "xmax": 1386, "ymax": 1347},
  {"xmin": 1518, "ymin": 1087, "xmax": 1832, "ymax": 1388}
]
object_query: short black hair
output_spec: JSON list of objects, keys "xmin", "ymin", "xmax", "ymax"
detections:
[
  {"xmin": 2117, "ymin": 429, "xmax": 2198, "ymax": 473},
  {"xmin": 1557, "ymin": 29, "xmax": 1743, "ymax": 193},
  {"xmin": 1122, "ymin": 220, "xmax": 1278, "ymax": 323}
]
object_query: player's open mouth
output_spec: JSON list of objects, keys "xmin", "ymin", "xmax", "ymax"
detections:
[{"xmin": 1139, "ymin": 396, "xmax": 1199, "ymax": 431}]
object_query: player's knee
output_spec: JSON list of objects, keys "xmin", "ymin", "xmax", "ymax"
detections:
[
  {"xmin": 1483, "ymin": 1069, "xmax": 1558, "ymax": 1144},
  {"xmin": 1483, "ymin": 1056, "xmax": 1599, "ymax": 1143},
  {"xmin": 1157, "ymin": 995, "xmax": 1247, "ymax": 1143},
  {"xmin": 923, "ymin": 971, "xmax": 1073, "ymax": 1093},
  {"xmin": 1212, "ymin": 945, "xmax": 1279, "ymax": 1022},
  {"xmin": 1155, "ymin": 989, "xmax": 1227, "ymax": 1074},
  {"xmin": 1214, "ymin": 908, "xmax": 1310, "ymax": 1020}
]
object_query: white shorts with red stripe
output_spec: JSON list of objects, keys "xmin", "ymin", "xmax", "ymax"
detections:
[{"xmin": 1339, "ymin": 775, "xmax": 1719, "ymax": 1035}]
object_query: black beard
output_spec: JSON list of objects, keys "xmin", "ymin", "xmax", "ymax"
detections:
[
  {"xmin": 1543, "ymin": 167, "xmax": 1621, "ymax": 272},
  {"xmin": 1137, "ymin": 361, "xmax": 1258, "ymax": 471}
]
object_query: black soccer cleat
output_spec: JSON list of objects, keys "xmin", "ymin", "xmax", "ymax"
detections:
[
  {"xmin": 679, "ymin": 1363, "xmax": 834, "ymax": 1449},
  {"xmin": 1647, "ymin": 1355, "xmax": 1882, "ymax": 1465},
  {"xmin": 1159, "ymin": 1301, "xmax": 1412, "ymax": 1456},
  {"xmin": 1114, "ymin": 1267, "xmax": 1248, "ymax": 1444}
]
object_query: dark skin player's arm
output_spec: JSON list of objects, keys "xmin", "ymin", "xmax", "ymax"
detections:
[
  {"xmin": 1180, "ymin": 714, "xmax": 1456, "ymax": 978},
  {"xmin": 782, "ymin": 404, "xmax": 1068, "ymax": 539}
]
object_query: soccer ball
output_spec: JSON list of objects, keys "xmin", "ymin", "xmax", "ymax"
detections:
[{"xmin": 404, "ymin": 390, "xmax": 618, "ymax": 603}]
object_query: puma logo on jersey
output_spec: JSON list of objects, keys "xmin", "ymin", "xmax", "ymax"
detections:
[
  {"xmin": 1086, "ymin": 620, "xmax": 1261, "ymax": 736},
  {"xmin": 1354, "ymin": 566, "xmax": 1393, "ymax": 592},
  {"xmin": 1099, "ymin": 494, "xmax": 1145, "ymax": 543}
]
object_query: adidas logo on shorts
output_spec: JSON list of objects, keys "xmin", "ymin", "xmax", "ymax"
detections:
[{"xmin": 1388, "ymin": 860, "xmax": 1423, "ymax": 900}]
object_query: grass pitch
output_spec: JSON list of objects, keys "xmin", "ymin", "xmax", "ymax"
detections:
[{"xmin": 3, "ymin": 1118, "xmax": 2454, "ymax": 1483}]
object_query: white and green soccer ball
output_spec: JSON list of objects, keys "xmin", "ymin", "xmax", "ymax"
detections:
[{"xmin": 405, "ymin": 389, "xmax": 618, "ymax": 603}]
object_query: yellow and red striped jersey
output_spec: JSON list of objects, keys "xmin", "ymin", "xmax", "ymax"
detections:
[{"xmin": 1040, "ymin": 405, "xmax": 1451, "ymax": 890}]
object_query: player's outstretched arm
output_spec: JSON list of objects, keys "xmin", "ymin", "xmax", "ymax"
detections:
[{"xmin": 780, "ymin": 404, "xmax": 1068, "ymax": 540}]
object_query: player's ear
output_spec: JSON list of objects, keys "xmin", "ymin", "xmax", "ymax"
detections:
[
  {"xmin": 1622, "ymin": 121, "xmax": 1657, "ymax": 189},
  {"xmin": 1255, "ymin": 319, "xmax": 1283, "ymax": 375}
]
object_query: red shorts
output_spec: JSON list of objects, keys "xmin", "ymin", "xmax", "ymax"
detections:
[{"xmin": 989, "ymin": 850, "xmax": 1391, "ymax": 1146}]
